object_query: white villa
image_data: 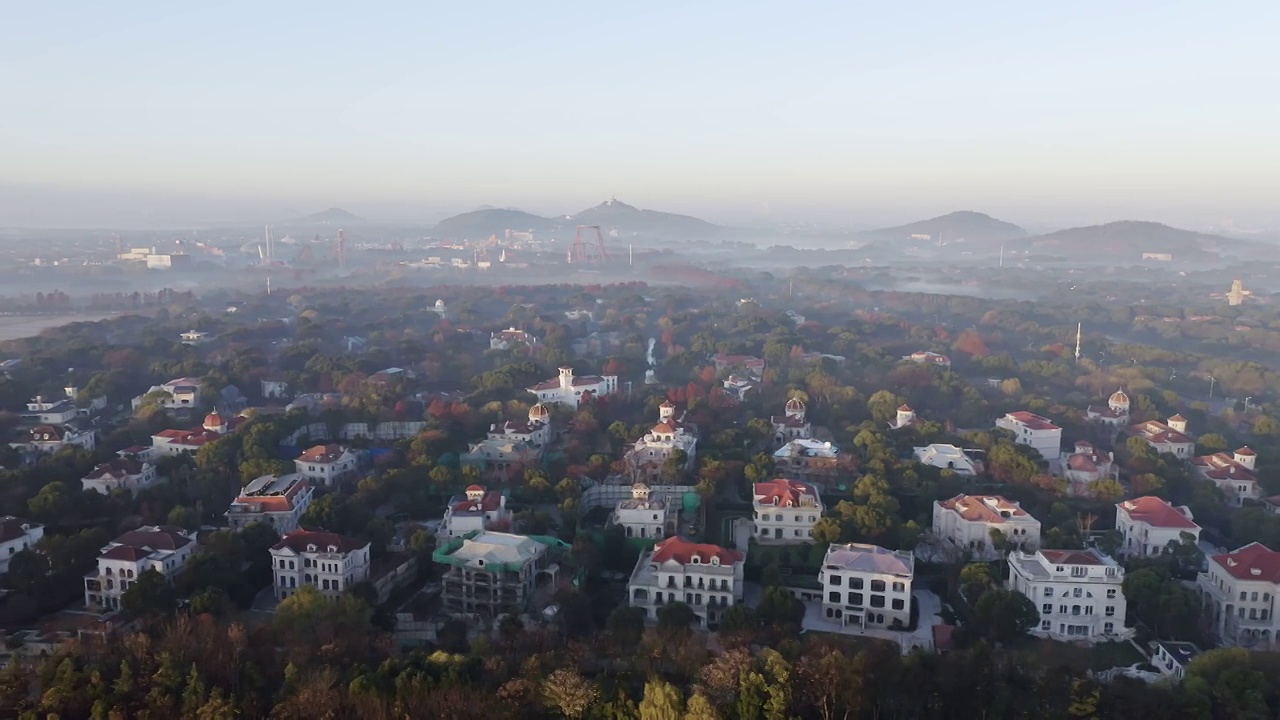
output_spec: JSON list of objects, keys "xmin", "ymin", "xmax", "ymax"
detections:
[
  {"xmin": 1007, "ymin": 548, "xmax": 1130, "ymax": 643},
  {"xmin": 770, "ymin": 397, "xmax": 812, "ymax": 448},
  {"xmin": 132, "ymin": 377, "xmax": 202, "ymax": 411},
  {"xmin": 932, "ymin": 494, "xmax": 1041, "ymax": 558},
  {"xmin": 624, "ymin": 401, "xmax": 697, "ymax": 482},
  {"xmin": 0, "ymin": 517, "xmax": 44, "ymax": 575},
  {"xmin": 612, "ymin": 483, "xmax": 675, "ymax": 541},
  {"xmin": 995, "ymin": 411, "xmax": 1063, "ymax": 460},
  {"xmin": 752, "ymin": 478, "xmax": 822, "ymax": 543},
  {"xmin": 441, "ymin": 485, "xmax": 513, "ymax": 540},
  {"xmin": 1198, "ymin": 543, "xmax": 1280, "ymax": 651},
  {"xmin": 1190, "ymin": 448, "xmax": 1260, "ymax": 507},
  {"xmin": 527, "ymin": 367, "xmax": 618, "ymax": 409},
  {"xmin": 1128, "ymin": 416, "xmax": 1195, "ymax": 457},
  {"xmin": 818, "ymin": 543, "xmax": 915, "ymax": 629},
  {"xmin": 913, "ymin": 444, "xmax": 983, "ymax": 477},
  {"xmin": 490, "ymin": 327, "xmax": 539, "ymax": 351},
  {"xmin": 81, "ymin": 452, "xmax": 159, "ymax": 496},
  {"xmin": 84, "ymin": 526, "xmax": 197, "ymax": 612},
  {"xmin": 26, "ymin": 424, "xmax": 96, "ymax": 453},
  {"xmin": 1115, "ymin": 496, "xmax": 1201, "ymax": 558},
  {"xmin": 226, "ymin": 473, "xmax": 314, "ymax": 534},
  {"xmin": 293, "ymin": 444, "xmax": 359, "ymax": 487},
  {"xmin": 270, "ymin": 529, "xmax": 371, "ymax": 602},
  {"xmin": 1061, "ymin": 441, "xmax": 1116, "ymax": 485},
  {"xmin": 627, "ymin": 537, "xmax": 745, "ymax": 627}
]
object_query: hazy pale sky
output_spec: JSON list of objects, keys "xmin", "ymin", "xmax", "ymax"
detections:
[{"xmin": 3, "ymin": 1, "xmax": 1279, "ymax": 228}]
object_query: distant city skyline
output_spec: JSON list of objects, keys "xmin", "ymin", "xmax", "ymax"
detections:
[{"xmin": 3, "ymin": 2, "xmax": 1278, "ymax": 229}]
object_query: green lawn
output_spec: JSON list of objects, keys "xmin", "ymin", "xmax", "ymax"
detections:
[{"xmin": 1090, "ymin": 640, "xmax": 1146, "ymax": 670}]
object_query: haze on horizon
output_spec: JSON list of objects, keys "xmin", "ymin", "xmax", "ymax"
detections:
[{"xmin": 3, "ymin": 1, "xmax": 1279, "ymax": 230}]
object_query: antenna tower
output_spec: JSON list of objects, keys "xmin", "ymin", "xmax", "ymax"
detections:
[
  {"xmin": 568, "ymin": 225, "xmax": 608, "ymax": 264},
  {"xmin": 337, "ymin": 229, "xmax": 347, "ymax": 271},
  {"xmin": 1074, "ymin": 322, "xmax": 1082, "ymax": 363}
]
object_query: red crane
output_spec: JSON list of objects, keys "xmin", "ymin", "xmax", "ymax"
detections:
[{"xmin": 568, "ymin": 225, "xmax": 609, "ymax": 263}]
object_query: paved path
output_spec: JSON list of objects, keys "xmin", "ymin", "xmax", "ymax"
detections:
[{"xmin": 800, "ymin": 589, "xmax": 945, "ymax": 654}]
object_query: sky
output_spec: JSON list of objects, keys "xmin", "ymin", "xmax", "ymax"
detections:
[{"xmin": 2, "ymin": 1, "xmax": 1279, "ymax": 229}]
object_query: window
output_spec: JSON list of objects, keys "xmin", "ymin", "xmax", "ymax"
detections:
[
  {"xmin": 830, "ymin": 575, "xmax": 842, "ymax": 587},
  {"xmin": 1105, "ymin": 606, "xmax": 1115, "ymax": 617},
  {"xmin": 1044, "ymin": 587, "xmax": 1054, "ymax": 598},
  {"xmin": 1041, "ymin": 620, "xmax": 1051, "ymax": 631},
  {"xmin": 1042, "ymin": 604, "xmax": 1052, "ymax": 614},
  {"xmin": 1104, "ymin": 622, "xmax": 1114, "ymax": 634},
  {"xmin": 1059, "ymin": 605, "xmax": 1067, "ymax": 614},
  {"xmin": 1252, "ymin": 592, "xmax": 1259, "ymax": 602},
  {"xmin": 892, "ymin": 582, "xmax": 905, "ymax": 593},
  {"xmin": 851, "ymin": 578, "xmax": 864, "ymax": 590},
  {"xmin": 849, "ymin": 592, "xmax": 864, "ymax": 606},
  {"xmin": 1263, "ymin": 610, "xmax": 1270, "ymax": 621},
  {"xmin": 870, "ymin": 595, "xmax": 885, "ymax": 608},
  {"xmin": 829, "ymin": 591, "xmax": 840, "ymax": 603},
  {"xmin": 892, "ymin": 598, "xmax": 904, "ymax": 610},
  {"xmin": 1240, "ymin": 591, "xmax": 1248, "ymax": 601},
  {"xmin": 870, "ymin": 580, "xmax": 886, "ymax": 592},
  {"xmin": 1084, "ymin": 606, "xmax": 1093, "ymax": 615},
  {"xmin": 1072, "ymin": 587, "xmax": 1082, "ymax": 598},
  {"xmin": 1106, "ymin": 588, "xmax": 1116, "ymax": 599}
]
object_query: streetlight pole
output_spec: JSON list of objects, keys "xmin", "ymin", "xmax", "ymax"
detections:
[{"xmin": 1208, "ymin": 376, "xmax": 1216, "ymax": 399}]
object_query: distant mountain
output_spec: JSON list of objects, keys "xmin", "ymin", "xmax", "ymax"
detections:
[
  {"xmin": 292, "ymin": 208, "xmax": 366, "ymax": 225},
  {"xmin": 572, "ymin": 198, "xmax": 724, "ymax": 237},
  {"xmin": 431, "ymin": 208, "xmax": 560, "ymax": 240},
  {"xmin": 430, "ymin": 198, "xmax": 725, "ymax": 240},
  {"xmin": 862, "ymin": 211, "xmax": 1027, "ymax": 245},
  {"xmin": 1014, "ymin": 221, "xmax": 1245, "ymax": 259}
]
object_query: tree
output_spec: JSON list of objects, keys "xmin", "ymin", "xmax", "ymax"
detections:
[
  {"xmin": 121, "ymin": 568, "xmax": 177, "ymax": 617},
  {"xmin": 718, "ymin": 604, "xmax": 760, "ymax": 637},
  {"xmin": 1184, "ymin": 648, "xmax": 1269, "ymax": 719},
  {"xmin": 968, "ymin": 588, "xmax": 1038, "ymax": 643},
  {"xmin": 657, "ymin": 602, "xmax": 698, "ymax": 636},
  {"xmin": 541, "ymin": 669, "xmax": 598, "ymax": 719},
  {"xmin": 812, "ymin": 517, "xmax": 841, "ymax": 544},
  {"xmin": 757, "ymin": 586, "xmax": 804, "ymax": 630},
  {"xmin": 606, "ymin": 606, "xmax": 647, "ymax": 649},
  {"xmin": 1195, "ymin": 433, "xmax": 1229, "ymax": 455},
  {"xmin": 639, "ymin": 678, "xmax": 685, "ymax": 720},
  {"xmin": 959, "ymin": 563, "xmax": 993, "ymax": 604},
  {"xmin": 683, "ymin": 692, "xmax": 721, "ymax": 720}
]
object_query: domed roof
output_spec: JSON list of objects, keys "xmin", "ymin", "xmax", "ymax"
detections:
[
  {"xmin": 203, "ymin": 411, "xmax": 224, "ymax": 428},
  {"xmin": 898, "ymin": 404, "xmax": 913, "ymax": 412},
  {"xmin": 659, "ymin": 400, "xmax": 676, "ymax": 408},
  {"xmin": 465, "ymin": 484, "xmax": 485, "ymax": 493},
  {"xmin": 785, "ymin": 397, "xmax": 806, "ymax": 411},
  {"xmin": 528, "ymin": 402, "xmax": 550, "ymax": 419},
  {"xmin": 1109, "ymin": 388, "xmax": 1130, "ymax": 405},
  {"xmin": 1236, "ymin": 446, "xmax": 1257, "ymax": 456}
]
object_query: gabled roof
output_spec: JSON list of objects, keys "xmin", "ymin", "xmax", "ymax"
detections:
[
  {"xmin": 296, "ymin": 444, "xmax": 351, "ymax": 463},
  {"xmin": 1039, "ymin": 549, "xmax": 1105, "ymax": 566},
  {"xmin": 938, "ymin": 494, "xmax": 1031, "ymax": 523},
  {"xmin": 1210, "ymin": 543, "xmax": 1280, "ymax": 583},
  {"xmin": 0, "ymin": 516, "xmax": 40, "ymax": 543},
  {"xmin": 84, "ymin": 458, "xmax": 147, "ymax": 480},
  {"xmin": 753, "ymin": 479, "xmax": 818, "ymax": 508},
  {"xmin": 823, "ymin": 543, "xmax": 913, "ymax": 576},
  {"xmin": 651, "ymin": 536, "xmax": 743, "ymax": 566},
  {"xmin": 1117, "ymin": 496, "xmax": 1199, "ymax": 530},
  {"xmin": 272, "ymin": 529, "xmax": 367, "ymax": 555}
]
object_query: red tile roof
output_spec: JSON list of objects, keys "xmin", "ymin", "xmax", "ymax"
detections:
[
  {"xmin": 651, "ymin": 536, "xmax": 743, "ymax": 566},
  {"xmin": 1117, "ymin": 496, "xmax": 1199, "ymax": 530},
  {"xmin": 753, "ymin": 479, "xmax": 818, "ymax": 508},
  {"xmin": 109, "ymin": 526, "xmax": 192, "ymax": 554},
  {"xmin": 84, "ymin": 458, "xmax": 146, "ymax": 480},
  {"xmin": 1005, "ymin": 411, "xmax": 1060, "ymax": 431},
  {"xmin": 1190, "ymin": 453, "xmax": 1257, "ymax": 482},
  {"xmin": 938, "ymin": 494, "xmax": 1028, "ymax": 523},
  {"xmin": 450, "ymin": 490, "xmax": 503, "ymax": 514},
  {"xmin": 1128, "ymin": 420, "xmax": 1193, "ymax": 447},
  {"xmin": 272, "ymin": 529, "xmax": 368, "ymax": 554},
  {"xmin": 101, "ymin": 545, "xmax": 151, "ymax": 562},
  {"xmin": 297, "ymin": 444, "xmax": 350, "ymax": 463},
  {"xmin": 1040, "ymin": 549, "xmax": 1104, "ymax": 566},
  {"xmin": 1236, "ymin": 446, "xmax": 1257, "ymax": 457},
  {"xmin": 1211, "ymin": 543, "xmax": 1280, "ymax": 583}
]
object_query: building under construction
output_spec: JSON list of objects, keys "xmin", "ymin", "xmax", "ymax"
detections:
[{"xmin": 433, "ymin": 531, "xmax": 569, "ymax": 618}]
